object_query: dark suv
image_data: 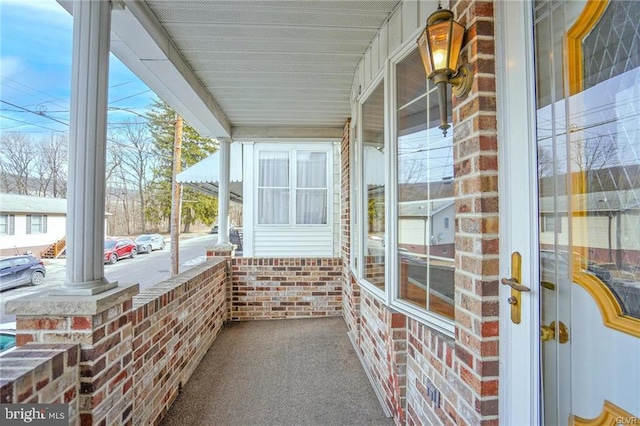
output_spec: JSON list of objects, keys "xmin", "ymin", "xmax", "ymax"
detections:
[{"xmin": 0, "ymin": 255, "xmax": 46, "ymax": 291}]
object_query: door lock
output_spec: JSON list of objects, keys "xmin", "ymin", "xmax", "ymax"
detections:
[{"xmin": 540, "ymin": 321, "xmax": 570, "ymax": 344}]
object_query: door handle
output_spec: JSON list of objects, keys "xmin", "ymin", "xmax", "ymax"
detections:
[
  {"xmin": 540, "ymin": 321, "xmax": 569, "ymax": 344},
  {"xmin": 502, "ymin": 252, "xmax": 529, "ymax": 324},
  {"xmin": 501, "ymin": 277, "xmax": 531, "ymax": 293}
]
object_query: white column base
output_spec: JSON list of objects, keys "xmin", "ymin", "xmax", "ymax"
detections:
[{"xmin": 51, "ymin": 280, "xmax": 119, "ymax": 296}]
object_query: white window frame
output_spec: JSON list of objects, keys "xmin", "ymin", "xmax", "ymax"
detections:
[
  {"xmin": 349, "ymin": 123, "xmax": 359, "ymax": 275},
  {"xmin": 254, "ymin": 143, "xmax": 333, "ymax": 230},
  {"xmin": 295, "ymin": 150, "xmax": 329, "ymax": 226},
  {"xmin": 27, "ymin": 214, "xmax": 47, "ymax": 235},
  {"xmin": 387, "ymin": 39, "xmax": 455, "ymax": 337},
  {"xmin": 357, "ymin": 70, "xmax": 387, "ymax": 301},
  {"xmin": 0, "ymin": 214, "xmax": 14, "ymax": 236},
  {"xmin": 353, "ymin": 29, "xmax": 456, "ymax": 336}
]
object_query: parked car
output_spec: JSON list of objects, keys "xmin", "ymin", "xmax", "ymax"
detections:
[
  {"xmin": 0, "ymin": 322, "xmax": 16, "ymax": 354},
  {"xmin": 134, "ymin": 234, "xmax": 166, "ymax": 254},
  {"xmin": 104, "ymin": 238, "xmax": 137, "ymax": 264},
  {"xmin": 0, "ymin": 255, "xmax": 46, "ymax": 291}
]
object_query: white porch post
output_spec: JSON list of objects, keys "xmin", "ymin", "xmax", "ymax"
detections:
[
  {"xmin": 61, "ymin": 0, "xmax": 116, "ymax": 294},
  {"xmin": 218, "ymin": 138, "xmax": 231, "ymax": 245}
]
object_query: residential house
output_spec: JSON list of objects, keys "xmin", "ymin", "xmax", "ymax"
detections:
[
  {"xmin": 1, "ymin": 1, "xmax": 638, "ymax": 425},
  {"xmin": 0, "ymin": 193, "xmax": 66, "ymax": 257}
]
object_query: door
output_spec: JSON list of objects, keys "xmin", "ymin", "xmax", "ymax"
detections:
[
  {"xmin": 0, "ymin": 258, "xmax": 16, "ymax": 290},
  {"xmin": 499, "ymin": 0, "xmax": 640, "ymax": 424}
]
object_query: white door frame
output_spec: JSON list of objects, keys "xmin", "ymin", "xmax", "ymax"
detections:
[{"xmin": 496, "ymin": 1, "xmax": 542, "ymax": 424}]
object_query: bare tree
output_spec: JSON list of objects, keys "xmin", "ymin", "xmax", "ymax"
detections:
[
  {"xmin": 0, "ymin": 132, "xmax": 36, "ymax": 194},
  {"xmin": 118, "ymin": 121, "xmax": 155, "ymax": 232},
  {"xmin": 537, "ymin": 145, "xmax": 554, "ymax": 178},
  {"xmin": 106, "ymin": 120, "xmax": 156, "ymax": 235},
  {"xmin": 33, "ymin": 133, "xmax": 68, "ymax": 197},
  {"xmin": 571, "ymin": 136, "xmax": 618, "ymax": 172}
]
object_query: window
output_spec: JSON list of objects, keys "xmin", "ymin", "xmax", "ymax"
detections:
[
  {"xmin": 14, "ymin": 257, "xmax": 30, "ymax": 266},
  {"xmin": 395, "ymin": 48, "xmax": 455, "ymax": 321},
  {"xmin": 296, "ymin": 151, "xmax": 327, "ymax": 225},
  {"xmin": 26, "ymin": 214, "xmax": 47, "ymax": 234},
  {"xmin": 361, "ymin": 81, "xmax": 386, "ymax": 291},
  {"xmin": 350, "ymin": 125, "xmax": 359, "ymax": 272},
  {"xmin": 0, "ymin": 214, "xmax": 15, "ymax": 236},
  {"xmin": 541, "ymin": 213, "xmax": 561, "ymax": 233},
  {"xmin": 0, "ymin": 260, "xmax": 11, "ymax": 271},
  {"xmin": 258, "ymin": 152, "xmax": 290, "ymax": 225},
  {"xmin": 257, "ymin": 148, "xmax": 328, "ymax": 226}
]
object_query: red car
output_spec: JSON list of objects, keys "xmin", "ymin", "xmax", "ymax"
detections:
[{"xmin": 104, "ymin": 238, "xmax": 138, "ymax": 264}]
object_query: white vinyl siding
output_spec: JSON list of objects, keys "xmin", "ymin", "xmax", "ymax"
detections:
[
  {"xmin": 254, "ymin": 227, "xmax": 333, "ymax": 257},
  {"xmin": 247, "ymin": 142, "xmax": 336, "ymax": 258}
]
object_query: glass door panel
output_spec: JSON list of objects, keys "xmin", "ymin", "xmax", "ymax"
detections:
[{"xmin": 534, "ymin": 0, "xmax": 640, "ymax": 424}]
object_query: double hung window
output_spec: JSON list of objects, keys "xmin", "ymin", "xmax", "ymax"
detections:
[
  {"xmin": 257, "ymin": 148, "xmax": 329, "ymax": 226},
  {"xmin": 26, "ymin": 214, "xmax": 47, "ymax": 234},
  {"xmin": 361, "ymin": 81, "xmax": 386, "ymax": 292},
  {"xmin": 0, "ymin": 214, "xmax": 15, "ymax": 236}
]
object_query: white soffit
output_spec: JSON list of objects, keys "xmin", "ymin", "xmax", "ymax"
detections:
[
  {"xmin": 58, "ymin": 0, "xmax": 400, "ymax": 139},
  {"xmin": 142, "ymin": 0, "xmax": 399, "ymax": 136}
]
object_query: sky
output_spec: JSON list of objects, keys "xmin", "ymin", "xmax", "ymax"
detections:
[{"xmin": 0, "ymin": 0, "xmax": 157, "ymax": 136}]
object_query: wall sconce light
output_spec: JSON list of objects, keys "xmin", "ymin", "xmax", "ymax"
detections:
[{"xmin": 417, "ymin": 6, "xmax": 473, "ymax": 136}]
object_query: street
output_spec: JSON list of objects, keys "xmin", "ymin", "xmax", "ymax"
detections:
[{"xmin": 0, "ymin": 234, "xmax": 218, "ymax": 323}]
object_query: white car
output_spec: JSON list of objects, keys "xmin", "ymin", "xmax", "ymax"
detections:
[{"xmin": 134, "ymin": 234, "xmax": 166, "ymax": 254}]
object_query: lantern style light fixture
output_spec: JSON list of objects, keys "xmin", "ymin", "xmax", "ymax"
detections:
[{"xmin": 417, "ymin": 6, "xmax": 473, "ymax": 136}]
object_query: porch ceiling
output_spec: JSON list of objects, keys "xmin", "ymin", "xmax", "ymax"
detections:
[
  {"xmin": 108, "ymin": 1, "xmax": 401, "ymax": 139},
  {"xmin": 146, "ymin": 1, "xmax": 398, "ymax": 136}
]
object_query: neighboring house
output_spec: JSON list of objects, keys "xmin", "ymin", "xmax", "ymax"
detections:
[
  {"xmin": 0, "ymin": 194, "xmax": 66, "ymax": 257},
  {"xmin": 398, "ymin": 198, "xmax": 455, "ymax": 258}
]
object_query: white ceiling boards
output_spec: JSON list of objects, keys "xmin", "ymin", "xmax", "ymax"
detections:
[{"xmin": 90, "ymin": 0, "xmax": 402, "ymax": 139}]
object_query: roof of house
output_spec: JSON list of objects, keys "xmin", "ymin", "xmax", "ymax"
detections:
[{"xmin": 0, "ymin": 194, "xmax": 67, "ymax": 214}]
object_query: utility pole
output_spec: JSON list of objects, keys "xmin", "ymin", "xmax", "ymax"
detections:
[{"xmin": 170, "ymin": 114, "xmax": 183, "ymax": 276}]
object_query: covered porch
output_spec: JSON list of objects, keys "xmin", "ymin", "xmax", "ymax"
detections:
[{"xmin": 1, "ymin": 0, "xmax": 509, "ymax": 425}]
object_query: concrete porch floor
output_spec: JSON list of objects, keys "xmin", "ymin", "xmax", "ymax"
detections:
[{"xmin": 161, "ymin": 317, "xmax": 393, "ymax": 426}]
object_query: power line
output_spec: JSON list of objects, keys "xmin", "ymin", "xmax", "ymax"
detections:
[
  {"xmin": 2, "ymin": 76, "xmax": 70, "ymax": 110},
  {"xmin": 0, "ymin": 100, "xmax": 69, "ymax": 126},
  {"xmin": 0, "ymin": 115, "xmax": 66, "ymax": 133},
  {"xmin": 109, "ymin": 90, "xmax": 152, "ymax": 104}
]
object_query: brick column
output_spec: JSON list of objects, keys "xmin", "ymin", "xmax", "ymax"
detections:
[
  {"xmin": 340, "ymin": 119, "xmax": 361, "ymax": 341},
  {"xmin": 6, "ymin": 285, "xmax": 139, "ymax": 426},
  {"xmin": 452, "ymin": 0, "xmax": 500, "ymax": 424},
  {"xmin": 206, "ymin": 245, "xmax": 234, "ymax": 320}
]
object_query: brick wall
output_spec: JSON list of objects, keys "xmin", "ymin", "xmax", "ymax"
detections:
[
  {"xmin": 343, "ymin": 1, "xmax": 501, "ymax": 424},
  {"xmin": 404, "ymin": 1, "xmax": 500, "ymax": 425},
  {"xmin": 340, "ymin": 119, "xmax": 362, "ymax": 340},
  {"xmin": 359, "ymin": 292, "xmax": 407, "ymax": 423},
  {"xmin": 13, "ymin": 289, "xmax": 137, "ymax": 426},
  {"xmin": 0, "ymin": 343, "xmax": 79, "ymax": 423},
  {"xmin": 131, "ymin": 259, "xmax": 227, "ymax": 425},
  {"xmin": 229, "ymin": 258, "xmax": 342, "ymax": 320}
]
